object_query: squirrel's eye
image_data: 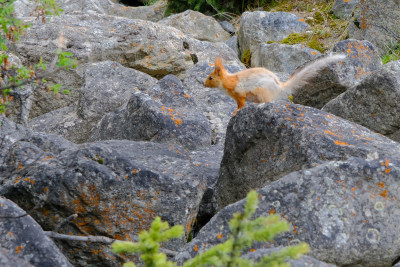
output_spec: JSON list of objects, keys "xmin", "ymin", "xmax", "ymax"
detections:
[{"xmin": 209, "ymin": 77, "xmax": 213, "ymax": 80}]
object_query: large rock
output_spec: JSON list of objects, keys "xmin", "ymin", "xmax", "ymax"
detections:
[
  {"xmin": 11, "ymin": 13, "xmax": 241, "ymax": 118},
  {"xmin": 251, "ymin": 43, "xmax": 321, "ymax": 75},
  {"xmin": 238, "ymin": 11, "xmax": 308, "ymax": 56},
  {"xmin": 293, "ymin": 40, "xmax": 381, "ymax": 109},
  {"xmin": 29, "ymin": 61, "xmax": 158, "ymax": 143},
  {"xmin": 13, "ymin": 0, "xmax": 167, "ymax": 21},
  {"xmin": 176, "ymin": 155, "xmax": 400, "ymax": 267},
  {"xmin": 159, "ymin": 10, "xmax": 231, "ymax": 42},
  {"xmin": 0, "ymin": 197, "xmax": 72, "ymax": 267},
  {"xmin": 349, "ymin": 0, "xmax": 400, "ymax": 56},
  {"xmin": 89, "ymin": 75, "xmax": 211, "ymax": 150},
  {"xmin": 216, "ymin": 102, "xmax": 400, "ymax": 210},
  {"xmin": 323, "ymin": 63, "xmax": 400, "ymax": 142},
  {"xmin": 0, "ymin": 118, "xmax": 209, "ymax": 266},
  {"xmin": 332, "ymin": 0, "xmax": 359, "ymax": 19}
]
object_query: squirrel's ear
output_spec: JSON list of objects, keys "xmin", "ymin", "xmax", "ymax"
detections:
[{"xmin": 214, "ymin": 57, "xmax": 223, "ymax": 75}]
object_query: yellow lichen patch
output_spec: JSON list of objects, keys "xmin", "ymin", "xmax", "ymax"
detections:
[
  {"xmin": 325, "ymin": 130, "xmax": 343, "ymax": 138},
  {"xmin": 23, "ymin": 177, "xmax": 35, "ymax": 185},
  {"xmin": 15, "ymin": 245, "xmax": 24, "ymax": 253},
  {"xmin": 334, "ymin": 140, "xmax": 352, "ymax": 146},
  {"xmin": 380, "ymin": 190, "xmax": 388, "ymax": 198}
]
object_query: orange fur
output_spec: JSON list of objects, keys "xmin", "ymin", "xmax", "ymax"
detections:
[{"xmin": 204, "ymin": 55, "xmax": 345, "ymax": 116}]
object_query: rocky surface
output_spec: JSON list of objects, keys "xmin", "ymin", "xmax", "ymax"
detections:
[
  {"xmin": 0, "ymin": 118, "xmax": 210, "ymax": 266},
  {"xmin": 251, "ymin": 43, "xmax": 321, "ymax": 75},
  {"xmin": 10, "ymin": 13, "xmax": 241, "ymax": 118},
  {"xmin": 238, "ymin": 11, "xmax": 308, "ymax": 56},
  {"xmin": 4, "ymin": 1, "xmax": 400, "ymax": 266},
  {"xmin": 29, "ymin": 61, "xmax": 158, "ymax": 143},
  {"xmin": 159, "ymin": 10, "xmax": 231, "ymax": 42},
  {"xmin": 0, "ymin": 197, "xmax": 72, "ymax": 267},
  {"xmin": 13, "ymin": 0, "xmax": 167, "ymax": 22},
  {"xmin": 323, "ymin": 62, "xmax": 400, "ymax": 142},
  {"xmin": 332, "ymin": 0, "xmax": 359, "ymax": 19},
  {"xmin": 89, "ymin": 75, "xmax": 212, "ymax": 150},
  {"xmin": 349, "ymin": 0, "xmax": 400, "ymax": 56},
  {"xmin": 177, "ymin": 155, "xmax": 400, "ymax": 267},
  {"xmin": 293, "ymin": 40, "xmax": 381, "ymax": 109},
  {"xmin": 216, "ymin": 102, "xmax": 400, "ymax": 209}
]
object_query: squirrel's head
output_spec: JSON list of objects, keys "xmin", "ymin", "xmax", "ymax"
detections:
[{"xmin": 204, "ymin": 57, "xmax": 225, "ymax": 88}]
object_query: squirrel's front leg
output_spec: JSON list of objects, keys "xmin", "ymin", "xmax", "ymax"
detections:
[{"xmin": 232, "ymin": 96, "xmax": 246, "ymax": 116}]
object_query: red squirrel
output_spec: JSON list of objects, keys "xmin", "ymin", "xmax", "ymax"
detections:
[{"xmin": 204, "ymin": 54, "xmax": 346, "ymax": 116}]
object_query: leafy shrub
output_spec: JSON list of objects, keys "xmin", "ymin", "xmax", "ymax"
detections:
[{"xmin": 112, "ymin": 190, "xmax": 309, "ymax": 267}]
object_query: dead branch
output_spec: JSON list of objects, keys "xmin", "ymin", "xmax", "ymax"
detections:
[{"xmin": 44, "ymin": 231, "xmax": 178, "ymax": 257}]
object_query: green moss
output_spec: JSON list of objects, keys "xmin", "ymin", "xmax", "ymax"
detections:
[
  {"xmin": 307, "ymin": 36, "xmax": 324, "ymax": 52},
  {"xmin": 241, "ymin": 48, "xmax": 251, "ymax": 68},
  {"xmin": 382, "ymin": 45, "xmax": 400, "ymax": 64},
  {"xmin": 281, "ymin": 32, "xmax": 308, "ymax": 45}
]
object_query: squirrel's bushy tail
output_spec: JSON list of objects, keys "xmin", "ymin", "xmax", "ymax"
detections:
[{"xmin": 281, "ymin": 54, "xmax": 346, "ymax": 94}]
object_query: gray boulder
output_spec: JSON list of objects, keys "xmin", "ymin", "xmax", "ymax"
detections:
[
  {"xmin": 29, "ymin": 61, "xmax": 157, "ymax": 143},
  {"xmin": 11, "ymin": 13, "xmax": 241, "ymax": 118},
  {"xmin": 349, "ymin": 0, "xmax": 400, "ymax": 56},
  {"xmin": 0, "ymin": 118, "xmax": 209, "ymax": 266},
  {"xmin": 323, "ymin": 63, "xmax": 400, "ymax": 142},
  {"xmin": 293, "ymin": 40, "xmax": 381, "ymax": 109},
  {"xmin": 332, "ymin": 0, "xmax": 359, "ymax": 19},
  {"xmin": 331, "ymin": 39, "xmax": 382, "ymax": 85},
  {"xmin": 251, "ymin": 43, "xmax": 321, "ymax": 74},
  {"xmin": 218, "ymin": 20, "xmax": 235, "ymax": 35},
  {"xmin": 225, "ymin": 36, "xmax": 239, "ymax": 58},
  {"xmin": 78, "ymin": 61, "xmax": 158, "ymax": 121},
  {"xmin": 89, "ymin": 75, "xmax": 211, "ymax": 150},
  {"xmin": 13, "ymin": 0, "xmax": 167, "ymax": 21},
  {"xmin": 0, "ymin": 198, "xmax": 72, "ymax": 267},
  {"xmin": 159, "ymin": 10, "xmax": 231, "ymax": 42},
  {"xmin": 176, "ymin": 155, "xmax": 400, "ymax": 267},
  {"xmin": 216, "ymin": 102, "xmax": 400, "ymax": 210},
  {"xmin": 238, "ymin": 11, "xmax": 308, "ymax": 56}
]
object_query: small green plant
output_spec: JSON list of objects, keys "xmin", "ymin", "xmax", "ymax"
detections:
[
  {"xmin": 241, "ymin": 48, "xmax": 252, "ymax": 68},
  {"xmin": 382, "ymin": 44, "xmax": 400, "ymax": 64},
  {"xmin": 112, "ymin": 190, "xmax": 309, "ymax": 267},
  {"xmin": 112, "ymin": 217, "xmax": 184, "ymax": 267}
]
